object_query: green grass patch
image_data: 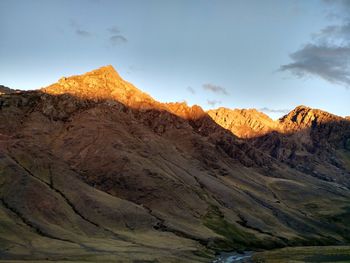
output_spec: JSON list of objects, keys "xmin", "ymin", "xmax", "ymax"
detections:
[
  {"xmin": 322, "ymin": 206, "xmax": 350, "ymax": 242},
  {"xmin": 202, "ymin": 205, "xmax": 260, "ymax": 251},
  {"xmin": 252, "ymin": 246, "xmax": 350, "ymax": 263},
  {"xmin": 192, "ymin": 248, "xmax": 215, "ymax": 259}
]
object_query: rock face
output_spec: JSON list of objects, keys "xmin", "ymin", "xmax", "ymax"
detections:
[
  {"xmin": 208, "ymin": 105, "xmax": 347, "ymax": 137},
  {"xmin": 42, "ymin": 65, "xmax": 158, "ymax": 109},
  {"xmin": 279, "ymin": 105, "xmax": 344, "ymax": 131},
  {"xmin": 207, "ymin": 107, "xmax": 279, "ymax": 138},
  {"xmin": 0, "ymin": 66, "xmax": 350, "ymax": 262}
]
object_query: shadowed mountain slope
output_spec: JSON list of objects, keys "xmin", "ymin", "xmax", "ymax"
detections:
[
  {"xmin": 0, "ymin": 66, "xmax": 349, "ymax": 262},
  {"xmin": 209, "ymin": 105, "xmax": 350, "ymax": 187},
  {"xmin": 0, "ymin": 85, "xmax": 16, "ymax": 95}
]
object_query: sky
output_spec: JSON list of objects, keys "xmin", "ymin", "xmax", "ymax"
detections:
[{"xmin": 0, "ymin": 0, "xmax": 349, "ymax": 119}]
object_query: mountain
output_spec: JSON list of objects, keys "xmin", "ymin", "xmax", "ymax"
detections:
[
  {"xmin": 0, "ymin": 66, "xmax": 349, "ymax": 262},
  {"xmin": 0, "ymin": 85, "xmax": 16, "ymax": 95},
  {"xmin": 209, "ymin": 105, "xmax": 350, "ymax": 187},
  {"xmin": 207, "ymin": 107, "xmax": 278, "ymax": 138}
]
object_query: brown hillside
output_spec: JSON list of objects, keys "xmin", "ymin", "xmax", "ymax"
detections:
[{"xmin": 0, "ymin": 66, "xmax": 349, "ymax": 262}]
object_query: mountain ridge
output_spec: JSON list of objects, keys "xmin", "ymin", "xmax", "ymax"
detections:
[
  {"xmin": 0, "ymin": 85, "xmax": 17, "ymax": 95},
  {"xmin": 0, "ymin": 65, "xmax": 350, "ymax": 262},
  {"xmin": 40, "ymin": 65, "xmax": 349, "ymax": 129}
]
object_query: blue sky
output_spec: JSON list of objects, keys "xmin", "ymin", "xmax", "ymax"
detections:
[{"xmin": 0, "ymin": 0, "xmax": 349, "ymax": 119}]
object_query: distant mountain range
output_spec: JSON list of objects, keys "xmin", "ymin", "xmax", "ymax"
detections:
[
  {"xmin": 0, "ymin": 66, "xmax": 349, "ymax": 262},
  {"xmin": 0, "ymin": 85, "xmax": 16, "ymax": 95}
]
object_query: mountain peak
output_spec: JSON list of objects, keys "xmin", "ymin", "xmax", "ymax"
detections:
[
  {"xmin": 280, "ymin": 105, "xmax": 343, "ymax": 130},
  {"xmin": 207, "ymin": 107, "xmax": 278, "ymax": 138},
  {"xmin": 87, "ymin": 65, "xmax": 120, "ymax": 77},
  {"xmin": 294, "ymin": 105, "xmax": 310, "ymax": 111},
  {"xmin": 165, "ymin": 102, "xmax": 206, "ymax": 120},
  {"xmin": 41, "ymin": 65, "xmax": 156, "ymax": 109}
]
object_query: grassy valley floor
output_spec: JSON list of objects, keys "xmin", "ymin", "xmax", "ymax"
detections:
[{"xmin": 252, "ymin": 246, "xmax": 350, "ymax": 263}]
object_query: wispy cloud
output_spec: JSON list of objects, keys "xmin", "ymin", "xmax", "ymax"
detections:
[
  {"xmin": 279, "ymin": 1, "xmax": 350, "ymax": 87},
  {"xmin": 202, "ymin": 83, "xmax": 228, "ymax": 95},
  {"xmin": 187, "ymin": 86, "xmax": 196, "ymax": 94},
  {"xmin": 259, "ymin": 107, "xmax": 290, "ymax": 114},
  {"xmin": 107, "ymin": 25, "xmax": 127, "ymax": 45},
  {"xmin": 108, "ymin": 26, "xmax": 120, "ymax": 34},
  {"xmin": 312, "ymin": 22, "xmax": 350, "ymax": 43},
  {"xmin": 70, "ymin": 20, "xmax": 92, "ymax": 37},
  {"xmin": 68, "ymin": 21, "xmax": 127, "ymax": 45},
  {"xmin": 207, "ymin": 100, "xmax": 222, "ymax": 107},
  {"xmin": 76, "ymin": 29, "xmax": 91, "ymax": 37},
  {"xmin": 110, "ymin": 35, "xmax": 127, "ymax": 45},
  {"xmin": 322, "ymin": 0, "xmax": 350, "ymax": 11}
]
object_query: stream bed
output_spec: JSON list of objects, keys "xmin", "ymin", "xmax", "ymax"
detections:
[{"xmin": 212, "ymin": 251, "xmax": 253, "ymax": 263}]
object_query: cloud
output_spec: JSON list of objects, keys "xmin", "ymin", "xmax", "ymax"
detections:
[
  {"xmin": 76, "ymin": 29, "xmax": 91, "ymax": 37},
  {"xmin": 280, "ymin": 1, "xmax": 350, "ymax": 87},
  {"xmin": 322, "ymin": 0, "xmax": 350, "ymax": 10},
  {"xmin": 312, "ymin": 21, "xmax": 350, "ymax": 44},
  {"xmin": 68, "ymin": 20, "xmax": 127, "ymax": 44},
  {"xmin": 187, "ymin": 86, "xmax": 196, "ymax": 94},
  {"xmin": 69, "ymin": 19, "xmax": 92, "ymax": 37},
  {"xmin": 202, "ymin": 83, "xmax": 228, "ymax": 95},
  {"xmin": 280, "ymin": 44, "xmax": 350, "ymax": 86},
  {"xmin": 109, "ymin": 35, "xmax": 127, "ymax": 45},
  {"xmin": 259, "ymin": 107, "xmax": 290, "ymax": 114},
  {"xmin": 207, "ymin": 100, "xmax": 222, "ymax": 107},
  {"xmin": 107, "ymin": 26, "xmax": 127, "ymax": 45},
  {"xmin": 108, "ymin": 26, "xmax": 120, "ymax": 34}
]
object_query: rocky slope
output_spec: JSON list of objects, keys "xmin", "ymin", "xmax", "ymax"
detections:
[
  {"xmin": 0, "ymin": 66, "xmax": 350, "ymax": 262},
  {"xmin": 209, "ymin": 105, "xmax": 350, "ymax": 186},
  {"xmin": 207, "ymin": 107, "xmax": 279, "ymax": 138}
]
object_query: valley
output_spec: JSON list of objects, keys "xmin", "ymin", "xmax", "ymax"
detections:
[{"xmin": 0, "ymin": 66, "xmax": 349, "ymax": 262}]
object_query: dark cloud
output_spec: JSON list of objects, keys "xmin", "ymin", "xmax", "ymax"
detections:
[
  {"xmin": 280, "ymin": 0, "xmax": 350, "ymax": 88},
  {"xmin": 207, "ymin": 100, "xmax": 222, "ymax": 107},
  {"xmin": 259, "ymin": 107, "xmax": 290, "ymax": 114},
  {"xmin": 202, "ymin": 83, "xmax": 228, "ymax": 95},
  {"xmin": 187, "ymin": 86, "xmax": 196, "ymax": 94},
  {"xmin": 313, "ymin": 22, "xmax": 350, "ymax": 43},
  {"xmin": 280, "ymin": 44, "xmax": 350, "ymax": 86},
  {"xmin": 110, "ymin": 35, "xmax": 127, "ymax": 45}
]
